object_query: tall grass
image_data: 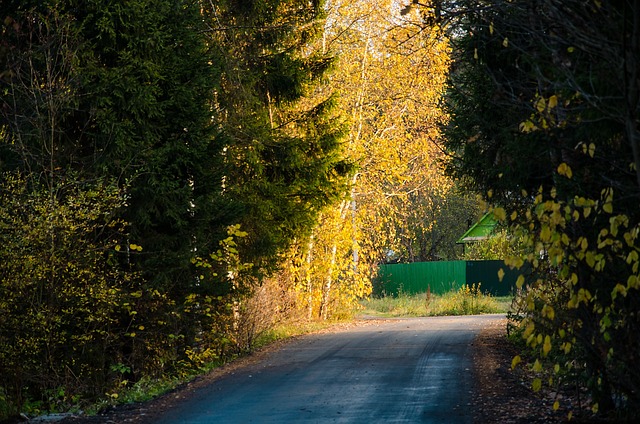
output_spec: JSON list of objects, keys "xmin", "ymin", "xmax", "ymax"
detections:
[{"xmin": 360, "ymin": 284, "xmax": 511, "ymax": 317}]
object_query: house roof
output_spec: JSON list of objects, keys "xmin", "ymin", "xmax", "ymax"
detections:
[{"xmin": 456, "ymin": 212, "xmax": 498, "ymax": 244}]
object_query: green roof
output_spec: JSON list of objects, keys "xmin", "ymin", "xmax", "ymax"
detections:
[{"xmin": 456, "ymin": 212, "xmax": 498, "ymax": 244}]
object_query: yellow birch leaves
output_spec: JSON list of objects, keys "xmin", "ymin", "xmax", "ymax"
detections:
[{"xmin": 280, "ymin": 0, "xmax": 459, "ymax": 318}]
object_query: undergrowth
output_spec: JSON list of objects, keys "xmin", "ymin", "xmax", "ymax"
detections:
[{"xmin": 78, "ymin": 320, "xmax": 338, "ymax": 417}]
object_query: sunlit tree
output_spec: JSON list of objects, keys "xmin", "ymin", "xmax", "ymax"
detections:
[{"xmin": 279, "ymin": 0, "xmax": 480, "ymax": 319}]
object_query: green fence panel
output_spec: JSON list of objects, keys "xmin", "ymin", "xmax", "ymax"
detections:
[
  {"xmin": 376, "ymin": 260, "xmax": 523, "ymax": 297},
  {"xmin": 465, "ymin": 260, "xmax": 520, "ymax": 296},
  {"xmin": 376, "ymin": 261, "xmax": 466, "ymax": 296}
]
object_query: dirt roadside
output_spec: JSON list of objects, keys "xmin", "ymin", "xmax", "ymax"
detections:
[{"xmin": 471, "ymin": 318, "xmax": 566, "ymax": 423}]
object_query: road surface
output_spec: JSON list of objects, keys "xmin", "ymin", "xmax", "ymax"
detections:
[{"xmin": 151, "ymin": 314, "xmax": 503, "ymax": 424}]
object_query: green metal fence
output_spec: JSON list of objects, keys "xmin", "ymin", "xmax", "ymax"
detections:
[{"xmin": 375, "ymin": 260, "xmax": 520, "ymax": 297}]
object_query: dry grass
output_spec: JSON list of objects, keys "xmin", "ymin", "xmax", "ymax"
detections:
[{"xmin": 359, "ymin": 285, "xmax": 511, "ymax": 317}]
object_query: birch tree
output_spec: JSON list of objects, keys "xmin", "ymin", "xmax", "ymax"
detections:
[{"xmin": 283, "ymin": 0, "xmax": 479, "ymax": 319}]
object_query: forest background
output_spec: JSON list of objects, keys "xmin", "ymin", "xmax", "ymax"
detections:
[{"xmin": 1, "ymin": 0, "xmax": 639, "ymax": 422}]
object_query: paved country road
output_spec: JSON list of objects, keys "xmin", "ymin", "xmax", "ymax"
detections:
[{"xmin": 145, "ymin": 314, "xmax": 503, "ymax": 424}]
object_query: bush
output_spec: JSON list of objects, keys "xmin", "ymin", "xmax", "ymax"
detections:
[{"xmin": 0, "ymin": 173, "xmax": 136, "ymax": 418}]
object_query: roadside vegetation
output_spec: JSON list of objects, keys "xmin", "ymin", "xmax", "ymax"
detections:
[
  {"xmin": 439, "ymin": 1, "xmax": 640, "ymax": 421},
  {"xmin": 360, "ymin": 286, "xmax": 511, "ymax": 317},
  {"xmin": 0, "ymin": 1, "xmax": 477, "ymax": 420}
]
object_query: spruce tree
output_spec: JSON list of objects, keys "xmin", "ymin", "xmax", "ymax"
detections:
[{"xmin": 205, "ymin": 0, "xmax": 352, "ymax": 273}]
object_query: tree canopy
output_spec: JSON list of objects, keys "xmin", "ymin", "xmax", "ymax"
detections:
[{"xmin": 273, "ymin": 0, "xmax": 480, "ymax": 320}]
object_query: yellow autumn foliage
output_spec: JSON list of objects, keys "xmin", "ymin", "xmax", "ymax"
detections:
[{"xmin": 273, "ymin": 0, "xmax": 468, "ymax": 319}]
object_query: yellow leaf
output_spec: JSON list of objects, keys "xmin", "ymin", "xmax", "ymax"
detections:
[
  {"xmin": 603, "ymin": 202, "xmax": 613, "ymax": 214},
  {"xmin": 511, "ymin": 355, "xmax": 522, "ymax": 370},
  {"xmin": 536, "ymin": 97, "xmax": 546, "ymax": 112},
  {"xmin": 489, "ymin": 22, "xmax": 494, "ymax": 34},
  {"xmin": 557, "ymin": 163, "xmax": 573, "ymax": 178},
  {"xmin": 516, "ymin": 274, "xmax": 525, "ymax": 289},
  {"xmin": 581, "ymin": 237, "xmax": 589, "ymax": 250},
  {"xmin": 543, "ymin": 335, "xmax": 552, "ymax": 356},
  {"xmin": 553, "ymin": 400, "xmax": 560, "ymax": 411},
  {"xmin": 115, "ymin": 245, "xmax": 121, "ymax": 252},
  {"xmin": 612, "ymin": 283, "xmax": 627, "ymax": 299},
  {"xmin": 493, "ymin": 207, "xmax": 506, "ymax": 221},
  {"xmin": 498, "ymin": 268, "xmax": 505, "ymax": 282},
  {"xmin": 588, "ymin": 143, "xmax": 595, "ymax": 158},
  {"xmin": 545, "ymin": 305, "xmax": 555, "ymax": 320},
  {"xmin": 573, "ymin": 210, "xmax": 580, "ymax": 221},
  {"xmin": 548, "ymin": 95, "xmax": 558, "ymax": 109},
  {"xmin": 502, "ymin": 37, "xmax": 509, "ymax": 47},
  {"xmin": 532, "ymin": 378, "xmax": 542, "ymax": 392},
  {"xmin": 519, "ymin": 120, "xmax": 537, "ymax": 133},
  {"xmin": 533, "ymin": 358, "xmax": 543, "ymax": 372},
  {"xmin": 540, "ymin": 225, "xmax": 551, "ymax": 242}
]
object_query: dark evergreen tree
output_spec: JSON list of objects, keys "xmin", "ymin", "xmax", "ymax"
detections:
[
  {"xmin": 1, "ymin": 0, "xmax": 351, "ymax": 415},
  {"xmin": 204, "ymin": 0, "xmax": 352, "ymax": 274},
  {"xmin": 73, "ymin": 0, "xmax": 225, "ymax": 291},
  {"xmin": 1, "ymin": 0, "xmax": 224, "ymax": 289},
  {"xmin": 1, "ymin": 0, "xmax": 225, "ymax": 412}
]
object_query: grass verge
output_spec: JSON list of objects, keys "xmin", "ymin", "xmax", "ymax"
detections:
[{"xmin": 359, "ymin": 285, "xmax": 512, "ymax": 317}]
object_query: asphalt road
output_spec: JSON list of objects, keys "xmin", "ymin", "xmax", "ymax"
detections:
[{"xmin": 151, "ymin": 314, "xmax": 503, "ymax": 424}]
